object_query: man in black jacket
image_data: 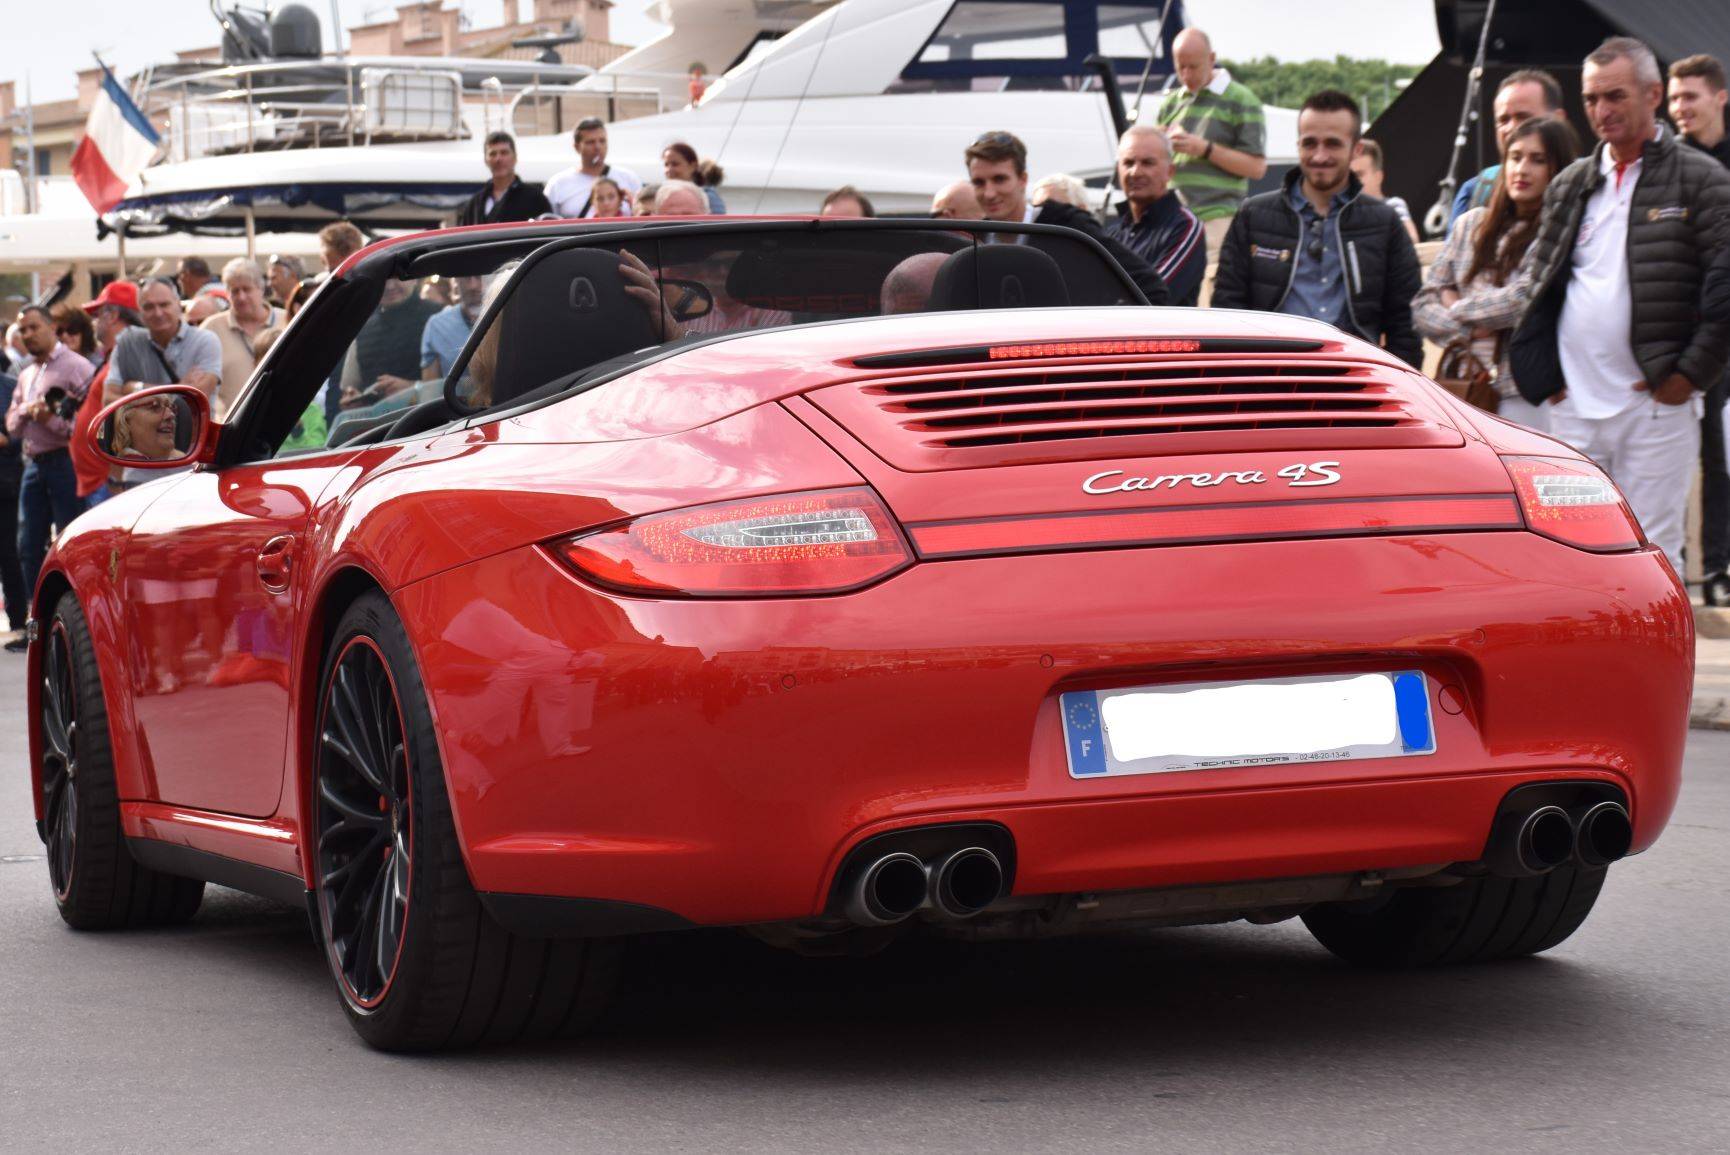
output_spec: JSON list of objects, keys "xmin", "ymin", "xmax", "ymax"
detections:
[
  {"xmin": 1509, "ymin": 38, "xmax": 1730, "ymax": 575},
  {"xmin": 1212, "ymin": 90, "xmax": 1422, "ymax": 366},
  {"xmin": 456, "ymin": 132, "xmax": 552, "ymax": 226},
  {"xmin": 1670, "ymin": 53, "xmax": 1730, "ymax": 604},
  {"xmin": 964, "ymin": 131, "xmax": 1170, "ymax": 306}
]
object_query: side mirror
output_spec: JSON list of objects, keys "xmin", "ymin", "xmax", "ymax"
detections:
[{"xmin": 86, "ymin": 385, "xmax": 216, "ymax": 470}]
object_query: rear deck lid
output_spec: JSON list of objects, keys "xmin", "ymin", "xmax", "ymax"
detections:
[{"xmin": 805, "ymin": 336, "xmax": 1464, "ymax": 473}]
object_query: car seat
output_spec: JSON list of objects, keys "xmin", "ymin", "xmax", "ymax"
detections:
[
  {"xmin": 487, "ymin": 247, "xmax": 660, "ymax": 407},
  {"xmin": 927, "ymin": 244, "xmax": 1070, "ymax": 311}
]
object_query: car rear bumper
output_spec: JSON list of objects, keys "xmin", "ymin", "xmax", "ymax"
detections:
[{"xmin": 393, "ymin": 531, "xmax": 1692, "ymax": 928}]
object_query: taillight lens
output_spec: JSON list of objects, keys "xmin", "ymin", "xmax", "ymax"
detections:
[
  {"xmin": 1502, "ymin": 455, "xmax": 1644, "ymax": 552},
  {"xmin": 553, "ymin": 487, "xmax": 912, "ymax": 596}
]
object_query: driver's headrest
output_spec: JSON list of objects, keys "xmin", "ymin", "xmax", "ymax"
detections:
[
  {"xmin": 490, "ymin": 248, "xmax": 658, "ymax": 404},
  {"xmin": 928, "ymin": 243, "xmax": 1070, "ymax": 311}
]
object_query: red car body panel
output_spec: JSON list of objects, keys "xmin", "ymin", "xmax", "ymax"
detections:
[
  {"xmin": 390, "ymin": 531, "xmax": 1688, "ymax": 925},
  {"xmin": 25, "ymin": 241, "xmax": 1693, "ymax": 928}
]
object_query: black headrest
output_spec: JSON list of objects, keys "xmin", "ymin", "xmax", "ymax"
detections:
[
  {"xmin": 928, "ymin": 244, "xmax": 1070, "ymax": 311},
  {"xmin": 491, "ymin": 248, "xmax": 658, "ymax": 405}
]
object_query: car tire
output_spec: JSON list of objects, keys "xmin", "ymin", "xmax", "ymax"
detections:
[
  {"xmin": 1300, "ymin": 865, "xmax": 1607, "ymax": 968},
  {"xmin": 313, "ymin": 591, "xmax": 619, "ymax": 1051},
  {"xmin": 39, "ymin": 592, "xmax": 205, "ymax": 930}
]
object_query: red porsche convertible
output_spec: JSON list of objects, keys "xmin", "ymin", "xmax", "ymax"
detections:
[{"xmin": 29, "ymin": 218, "xmax": 1691, "ymax": 1051}]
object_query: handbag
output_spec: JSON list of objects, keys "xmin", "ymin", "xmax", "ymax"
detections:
[{"xmin": 1435, "ymin": 334, "xmax": 1502, "ymax": 414}]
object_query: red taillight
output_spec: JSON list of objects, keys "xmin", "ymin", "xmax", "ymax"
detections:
[
  {"xmin": 1502, "ymin": 456, "xmax": 1644, "ymax": 552},
  {"xmin": 908, "ymin": 494, "xmax": 1523, "ymax": 558},
  {"xmin": 553, "ymin": 487, "xmax": 912, "ymax": 596},
  {"xmin": 988, "ymin": 339, "xmax": 1202, "ymax": 360}
]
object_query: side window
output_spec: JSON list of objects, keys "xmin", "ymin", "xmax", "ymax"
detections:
[{"xmin": 272, "ymin": 269, "xmax": 499, "ymax": 457}]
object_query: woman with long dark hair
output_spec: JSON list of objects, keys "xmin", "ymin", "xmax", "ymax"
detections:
[
  {"xmin": 1413, "ymin": 115, "xmax": 1580, "ymax": 430},
  {"xmin": 661, "ymin": 141, "xmax": 726, "ymax": 213}
]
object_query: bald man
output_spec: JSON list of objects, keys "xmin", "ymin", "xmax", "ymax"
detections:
[
  {"xmin": 1156, "ymin": 27, "xmax": 1267, "ymax": 250},
  {"xmin": 881, "ymin": 252, "xmax": 948, "ymax": 314},
  {"xmin": 930, "ymin": 180, "xmax": 983, "ymax": 220}
]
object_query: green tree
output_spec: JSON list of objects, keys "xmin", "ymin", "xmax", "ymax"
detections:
[{"xmin": 1220, "ymin": 56, "xmax": 1422, "ymax": 124}]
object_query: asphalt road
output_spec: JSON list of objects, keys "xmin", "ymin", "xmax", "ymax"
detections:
[{"xmin": 2, "ymin": 654, "xmax": 1727, "ymax": 1154}]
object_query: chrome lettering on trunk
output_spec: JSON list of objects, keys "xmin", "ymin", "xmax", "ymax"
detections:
[{"xmin": 1083, "ymin": 461, "xmax": 1341, "ymax": 495}]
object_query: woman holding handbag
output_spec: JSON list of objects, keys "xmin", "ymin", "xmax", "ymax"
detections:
[{"xmin": 1414, "ymin": 116, "xmax": 1579, "ymax": 431}]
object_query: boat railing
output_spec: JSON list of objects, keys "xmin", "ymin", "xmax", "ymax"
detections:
[
  {"xmin": 502, "ymin": 75, "xmax": 670, "ymax": 138},
  {"xmin": 144, "ymin": 59, "xmax": 587, "ymax": 160}
]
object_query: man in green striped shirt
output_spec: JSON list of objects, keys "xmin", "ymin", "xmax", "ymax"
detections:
[{"xmin": 1156, "ymin": 28, "xmax": 1269, "ymax": 252}]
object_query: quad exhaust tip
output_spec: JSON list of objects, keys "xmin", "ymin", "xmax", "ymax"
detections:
[
  {"xmin": 844, "ymin": 852, "xmax": 929, "ymax": 926},
  {"xmin": 1487, "ymin": 800, "xmax": 1632, "ymax": 876},
  {"xmin": 1518, "ymin": 806, "xmax": 1577, "ymax": 875},
  {"xmin": 1574, "ymin": 801, "xmax": 1633, "ymax": 867},
  {"xmin": 843, "ymin": 846, "xmax": 1007, "ymax": 926},
  {"xmin": 930, "ymin": 847, "xmax": 1005, "ymax": 919}
]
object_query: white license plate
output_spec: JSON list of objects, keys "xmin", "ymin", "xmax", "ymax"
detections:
[{"xmin": 1060, "ymin": 671, "xmax": 1436, "ymax": 779}]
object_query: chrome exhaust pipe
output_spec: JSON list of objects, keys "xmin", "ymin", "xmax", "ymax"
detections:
[
  {"xmin": 929, "ymin": 847, "xmax": 1005, "ymax": 919},
  {"xmin": 1485, "ymin": 805, "xmax": 1575, "ymax": 876},
  {"xmin": 843, "ymin": 852, "xmax": 929, "ymax": 926},
  {"xmin": 1574, "ymin": 801, "xmax": 1633, "ymax": 867}
]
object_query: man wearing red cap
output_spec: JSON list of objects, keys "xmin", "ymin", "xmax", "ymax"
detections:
[{"xmin": 70, "ymin": 280, "xmax": 144, "ymax": 504}]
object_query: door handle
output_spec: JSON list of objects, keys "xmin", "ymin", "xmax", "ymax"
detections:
[{"xmin": 256, "ymin": 534, "xmax": 295, "ymax": 592}]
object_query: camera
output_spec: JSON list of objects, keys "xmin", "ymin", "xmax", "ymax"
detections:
[{"xmin": 42, "ymin": 386, "xmax": 82, "ymax": 422}]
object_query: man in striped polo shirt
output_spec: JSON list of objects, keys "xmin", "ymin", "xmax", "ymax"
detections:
[{"xmin": 1157, "ymin": 27, "xmax": 1268, "ymax": 253}]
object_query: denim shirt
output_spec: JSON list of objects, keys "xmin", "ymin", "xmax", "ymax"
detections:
[{"xmin": 1278, "ymin": 180, "xmax": 1355, "ymax": 326}]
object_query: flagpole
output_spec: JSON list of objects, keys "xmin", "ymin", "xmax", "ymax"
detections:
[{"xmin": 23, "ymin": 73, "xmax": 36, "ymax": 215}]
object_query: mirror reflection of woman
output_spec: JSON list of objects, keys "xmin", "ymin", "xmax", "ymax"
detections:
[{"xmin": 110, "ymin": 394, "xmax": 192, "ymax": 491}]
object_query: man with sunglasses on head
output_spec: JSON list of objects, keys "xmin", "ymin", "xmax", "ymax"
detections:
[{"xmin": 1212, "ymin": 90, "xmax": 1422, "ymax": 367}]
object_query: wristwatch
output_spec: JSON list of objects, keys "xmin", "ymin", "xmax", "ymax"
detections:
[{"xmin": 1204, "ymin": 141, "xmax": 1215, "ymax": 160}]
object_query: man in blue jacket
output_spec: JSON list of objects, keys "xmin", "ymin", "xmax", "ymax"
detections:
[{"xmin": 1107, "ymin": 125, "xmax": 1208, "ymax": 306}]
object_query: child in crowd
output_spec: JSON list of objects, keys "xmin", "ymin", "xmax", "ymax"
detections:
[{"xmin": 590, "ymin": 178, "xmax": 626, "ymax": 219}]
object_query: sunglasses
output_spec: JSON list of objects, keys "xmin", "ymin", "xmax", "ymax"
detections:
[{"xmin": 1306, "ymin": 219, "xmax": 1325, "ymax": 263}]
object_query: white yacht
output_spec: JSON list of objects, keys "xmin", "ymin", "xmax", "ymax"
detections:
[{"xmin": 106, "ymin": 0, "xmax": 1298, "ymax": 234}]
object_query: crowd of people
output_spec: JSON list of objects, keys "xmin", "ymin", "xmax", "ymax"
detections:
[{"xmin": 0, "ymin": 27, "xmax": 1727, "ymax": 653}]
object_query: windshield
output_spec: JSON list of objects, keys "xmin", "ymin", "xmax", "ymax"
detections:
[{"xmin": 445, "ymin": 222, "xmax": 1145, "ymax": 416}]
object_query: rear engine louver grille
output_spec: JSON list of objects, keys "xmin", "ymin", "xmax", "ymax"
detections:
[{"xmin": 805, "ymin": 354, "xmax": 1459, "ymax": 471}]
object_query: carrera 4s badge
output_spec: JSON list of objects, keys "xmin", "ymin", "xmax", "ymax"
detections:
[{"xmin": 1082, "ymin": 461, "xmax": 1342, "ymax": 495}]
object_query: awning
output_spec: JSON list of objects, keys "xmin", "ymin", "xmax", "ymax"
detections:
[
  {"xmin": 1582, "ymin": 0, "xmax": 1730, "ymax": 63},
  {"xmin": 103, "ymin": 182, "xmax": 473, "ymax": 238}
]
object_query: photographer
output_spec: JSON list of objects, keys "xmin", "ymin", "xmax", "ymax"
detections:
[{"xmin": 3, "ymin": 306, "xmax": 94, "ymax": 619}]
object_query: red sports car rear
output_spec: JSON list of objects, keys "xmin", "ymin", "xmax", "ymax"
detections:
[{"xmin": 27, "ymin": 219, "xmax": 1690, "ymax": 1051}]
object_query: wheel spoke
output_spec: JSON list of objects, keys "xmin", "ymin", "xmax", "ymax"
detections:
[
  {"xmin": 317, "ymin": 637, "xmax": 413, "ymax": 1004},
  {"xmin": 335, "ymin": 663, "xmax": 389, "ymax": 793},
  {"xmin": 319, "ymin": 831, "xmax": 385, "ymax": 889},
  {"xmin": 372, "ymin": 864, "xmax": 398, "ymax": 986},
  {"xmin": 327, "ymin": 681, "xmax": 389, "ymax": 797},
  {"xmin": 318, "ymin": 777, "xmax": 387, "ymax": 830}
]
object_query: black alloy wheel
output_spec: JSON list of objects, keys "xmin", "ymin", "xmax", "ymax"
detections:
[
  {"xmin": 37, "ymin": 591, "xmax": 204, "ymax": 929},
  {"xmin": 315, "ymin": 636, "xmax": 413, "ymax": 1009},
  {"xmin": 41, "ymin": 621, "xmax": 80, "ymax": 899},
  {"xmin": 312, "ymin": 591, "xmax": 620, "ymax": 1051}
]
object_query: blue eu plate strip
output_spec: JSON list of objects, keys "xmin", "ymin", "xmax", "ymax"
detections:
[
  {"xmin": 1393, "ymin": 672, "xmax": 1434, "ymax": 753},
  {"xmin": 1061, "ymin": 691, "xmax": 1108, "ymax": 776}
]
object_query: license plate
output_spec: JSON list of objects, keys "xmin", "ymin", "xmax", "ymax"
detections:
[{"xmin": 1060, "ymin": 671, "xmax": 1436, "ymax": 779}]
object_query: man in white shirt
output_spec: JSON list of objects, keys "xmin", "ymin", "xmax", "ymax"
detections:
[
  {"xmin": 1511, "ymin": 37, "xmax": 1730, "ymax": 574},
  {"xmin": 545, "ymin": 118, "xmax": 643, "ymax": 219}
]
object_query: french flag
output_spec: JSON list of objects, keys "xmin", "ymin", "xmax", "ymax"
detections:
[{"xmin": 70, "ymin": 62, "xmax": 160, "ymax": 214}]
